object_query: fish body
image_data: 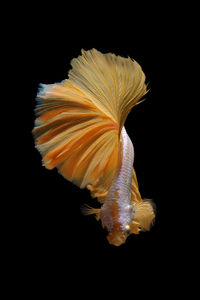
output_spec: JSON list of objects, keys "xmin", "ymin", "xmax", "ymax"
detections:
[
  {"xmin": 101, "ymin": 127, "xmax": 134, "ymax": 246},
  {"xmin": 33, "ymin": 49, "xmax": 155, "ymax": 246}
]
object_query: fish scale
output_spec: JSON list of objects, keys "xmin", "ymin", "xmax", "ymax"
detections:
[{"xmin": 101, "ymin": 127, "xmax": 134, "ymax": 231}]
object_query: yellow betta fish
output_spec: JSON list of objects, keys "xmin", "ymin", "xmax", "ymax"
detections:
[{"xmin": 33, "ymin": 49, "xmax": 155, "ymax": 246}]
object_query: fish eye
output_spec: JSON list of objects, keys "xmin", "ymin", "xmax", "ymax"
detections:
[
  {"xmin": 124, "ymin": 224, "xmax": 131, "ymax": 236},
  {"xmin": 132, "ymin": 207, "xmax": 135, "ymax": 217},
  {"xmin": 125, "ymin": 224, "xmax": 130, "ymax": 231}
]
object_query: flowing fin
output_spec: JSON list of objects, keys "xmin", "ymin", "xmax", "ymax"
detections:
[
  {"xmin": 33, "ymin": 49, "xmax": 147, "ymax": 198},
  {"xmin": 69, "ymin": 49, "xmax": 147, "ymax": 133},
  {"xmin": 131, "ymin": 168, "xmax": 143, "ymax": 203},
  {"xmin": 132, "ymin": 199, "xmax": 155, "ymax": 231},
  {"xmin": 33, "ymin": 80, "xmax": 119, "ymax": 196},
  {"xmin": 130, "ymin": 169, "xmax": 156, "ymax": 232},
  {"xmin": 81, "ymin": 204, "xmax": 101, "ymax": 220}
]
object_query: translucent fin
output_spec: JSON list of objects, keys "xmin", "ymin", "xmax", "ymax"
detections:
[
  {"xmin": 132, "ymin": 199, "xmax": 156, "ymax": 231},
  {"xmin": 33, "ymin": 49, "xmax": 147, "ymax": 198},
  {"xmin": 130, "ymin": 220, "xmax": 142, "ymax": 235},
  {"xmin": 130, "ymin": 169, "xmax": 156, "ymax": 232},
  {"xmin": 81, "ymin": 204, "xmax": 101, "ymax": 220},
  {"xmin": 131, "ymin": 168, "xmax": 143, "ymax": 203},
  {"xmin": 33, "ymin": 81, "xmax": 119, "ymax": 196},
  {"xmin": 69, "ymin": 49, "xmax": 147, "ymax": 133}
]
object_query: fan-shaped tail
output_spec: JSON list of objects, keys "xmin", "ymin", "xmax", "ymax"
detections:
[{"xmin": 33, "ymin": 49, "xmax": 147, "ymax": 198}]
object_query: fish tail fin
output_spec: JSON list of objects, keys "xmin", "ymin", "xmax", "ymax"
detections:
[
  {"xmin": 33, "ymin": 49, "xmax": 147, "ymax": 199},
  {"xmin": 69, "ymin": 48, "xmax": 147, "ymax": 134},
  {"xmin": 33, "ymin": 79, "xmax": 119, "ymax": 197}
]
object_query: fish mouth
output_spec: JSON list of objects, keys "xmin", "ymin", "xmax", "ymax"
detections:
[{"xmin": 107, "ymin": 230, "xmax": 128, "ymax": 246}]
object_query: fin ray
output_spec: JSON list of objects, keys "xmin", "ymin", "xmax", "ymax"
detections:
[{"xmin": 33, "ymin": 49, "xmax": 147, "ymax": 198}]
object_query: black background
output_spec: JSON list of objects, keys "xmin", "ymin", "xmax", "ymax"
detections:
[{"xmin": 11, "ymin": 4, "xmax": 193, "ymax": 295}]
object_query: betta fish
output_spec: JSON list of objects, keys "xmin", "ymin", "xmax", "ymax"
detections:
[{"xmin": 33, "ymin": 49, "xmax": 155, "ymax": 246}]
